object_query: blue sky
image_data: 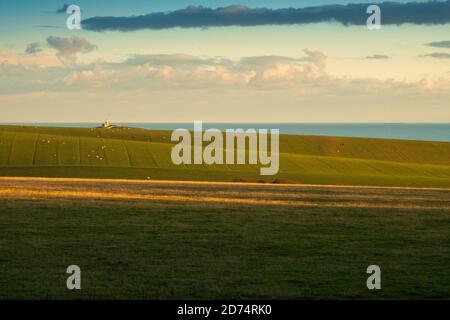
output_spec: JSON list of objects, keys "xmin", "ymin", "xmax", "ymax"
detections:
[{"xmin": 0, "ymin": 1, "xmax": 449, "ymax": 122}]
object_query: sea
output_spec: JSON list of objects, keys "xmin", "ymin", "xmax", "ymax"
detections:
[{"xmin": 2, "ymin": 123, "xmax": 450, "ymax": 142}]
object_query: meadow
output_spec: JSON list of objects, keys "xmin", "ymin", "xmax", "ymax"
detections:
[
  {"xmin": 0, "ymin": 125, "xmax": 449, "ymax": 299},
  {"xmin": 0, "ymin": 177, "xmax": 449, "ymax": 299},
  {"xmin": 1, "ymin": 125, "xmax": 450, "ymax": 187}
]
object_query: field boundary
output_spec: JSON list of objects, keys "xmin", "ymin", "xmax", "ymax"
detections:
[{"xmin": 1, "ymin": 176, "xmax": 450, "ymax": 191}]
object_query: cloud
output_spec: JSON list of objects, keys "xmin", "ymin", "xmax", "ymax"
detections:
[
  {"xmin": 24, "ymin": 43, "xmax": 43, "ymax": 55},
  {"xmin": 108, "ymin": 50, "xmax": 330, "ymax": 89},
  {"xmin": 0, "ymin": 48, "xmax": 61, "ymax": 67},
  {"xmin": 301, "ymin": 49, "xmax": 327, "ymax": 68},
  {"xmin": 365, "ymin": 54, "xmax": 389, "ymax": 59},
  {"xmin": 1, "ymin": 48, "xmax": 449, "ymax": 98},
  {"xmin": 82, "ymin": 1, "xmax": 450, "ymax": 31},
  {"xmin": 0, "ymin": 49, "xmax": 330, "ymax": 93},
  {"xmin": 56, "ymin": 3, "xmax": 69, "ymax": 14},
  {"xmin": 46, "ymin": 36, "xmax": 97, "ymax": 64},
  {"xmin": 422, "ymin": 52, "xmax": 450, "ymax": 59},
  {"xmin": 120, "ymin": 53, "xmax": 232, "ymax": 68},
  {"xmin": 425, "ymin": 40, "xmax": 450, "ymax": 48},
  {"xmin": 0, "ymin": 60, "xmax": 70, "ymax": 94},
  {"xmin": 38, "ymin": 25, "xmax": 60, "ymax": 29}
]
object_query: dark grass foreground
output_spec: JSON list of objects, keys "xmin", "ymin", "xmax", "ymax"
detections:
[{"xmin": 0, "ymin": 178, "xmax": 449, "ymax": 299}]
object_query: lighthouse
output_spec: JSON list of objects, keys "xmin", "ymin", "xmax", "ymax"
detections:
[{"xmin": 102, "ymin": 120, "xmax": 111, "ymax": 128}]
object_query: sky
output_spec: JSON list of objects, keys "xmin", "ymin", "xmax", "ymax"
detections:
[{"xmin": 0, "ymin": 0, "xmax": 449, "ymax": 122}]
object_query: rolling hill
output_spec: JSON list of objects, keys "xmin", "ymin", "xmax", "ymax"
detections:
[{"xmin": 1, "ymin": 125, "xmax": 450, "ymax": 187}]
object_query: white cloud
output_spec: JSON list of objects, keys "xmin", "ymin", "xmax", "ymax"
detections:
[
  {"xmin": 0, "ymin": 48, "xmax": 62, "ymax": 67},
  {"xmin": 0, "ymin": 48, "xmax": 449, "ymax": 99}
]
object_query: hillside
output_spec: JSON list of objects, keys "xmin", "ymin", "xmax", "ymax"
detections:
[{"xmin": 1, "ymin": 125, "xmax": 450, "ymax": 187}]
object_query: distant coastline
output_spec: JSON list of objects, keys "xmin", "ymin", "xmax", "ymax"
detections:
[{"xmin": 1, "ymin": 123, "xmax": 450, "ymax": 142}]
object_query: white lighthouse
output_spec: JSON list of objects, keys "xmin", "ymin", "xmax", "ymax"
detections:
[{"xmin": 102, "ymin": 120, "xmax": 111, "ymax": 128}]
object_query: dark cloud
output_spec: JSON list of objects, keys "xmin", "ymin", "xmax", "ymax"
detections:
[
  {"xmin": 365, "ymin": 54, "xmax": 389, "ymax": 59},
  {"xmin": 82, "ymin": 1, "xmax": 450, "ymax": 32},
  {"xmin": 38, "ymin": 25, "xmax": 60, "ymax": 29},
  {"xmin": 56, "ymin": 3, "xmax": 69, "ymax": 14},
  {"xmin": 24, "ymin": 43, "xmax": 43, "ymax": 54},
  {"xmin": 425, "ymin": 40, "xmax": 450, "ymax": 48},
  {"xmin": 422, "ymin": 52, "xmax": 450, "ymax": 59}
]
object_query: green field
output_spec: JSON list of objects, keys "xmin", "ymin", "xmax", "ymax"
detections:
[
  {"xmin": 0, "ymin": 177, "xmax": 449, "ymax": 299},
  {"xmin": 1, "ymin": 125, "xmax": 450, "ymax": 187},
  {"xmin": 0, "ymin": 126, "xmax": 449, "ymax": 299}
]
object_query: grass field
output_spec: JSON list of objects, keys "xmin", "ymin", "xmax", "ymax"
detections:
[
  {"xmin": 0, "ymin": 126, "xmax": 449, "ymax": 299},
  {"xmin": 1, "ymin": 125, "xmax": 450, "ymax": 187},
  {"xmin": 0, "ymin": 177, "xmax": 449, "ymax": 299}
]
